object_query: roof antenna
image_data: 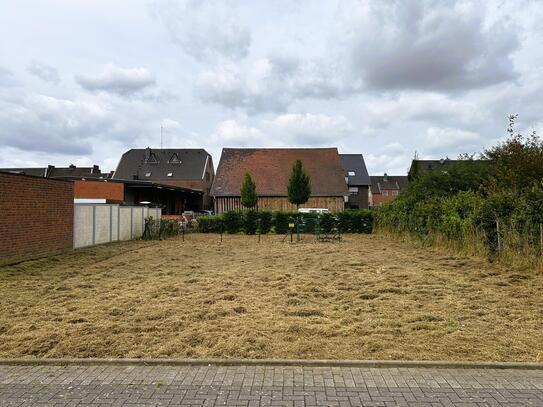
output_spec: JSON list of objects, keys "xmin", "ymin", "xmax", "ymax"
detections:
[{"xmin": 160, "ymin": 125, "xmax": 163, "ymax": 149}]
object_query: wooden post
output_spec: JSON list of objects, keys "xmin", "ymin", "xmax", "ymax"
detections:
[
  {"xmin": 496, "ymin": 219, "xmax": 501, "ymax": 253},
  {"xmin": 540, "ymin": 223, "xmax": 543, "ymax": 257}
]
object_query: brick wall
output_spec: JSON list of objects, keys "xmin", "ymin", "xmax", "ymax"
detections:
[
  {"xmin": 371, "ymin": 189, "xmax": 400, "ymax": 206},
  {"xmin": 74, "ymin": 180, "xmax": 124, "ymax": 202},
  {"xmin": 0, "ymin": 172, "xmax": 74, "ymax": 265}
]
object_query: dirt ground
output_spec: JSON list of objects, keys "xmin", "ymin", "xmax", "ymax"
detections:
[{"xmin": 0, "ymin": 233, "xmax": 542, "ymax": 361}]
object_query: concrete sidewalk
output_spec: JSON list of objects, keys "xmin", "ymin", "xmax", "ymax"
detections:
[{"xmin": 1, "ymin": 363, "xmax": 543, "ymax": 406}]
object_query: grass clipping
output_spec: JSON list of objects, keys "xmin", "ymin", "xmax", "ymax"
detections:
[{"xmin": 0, "ymin": 234, "xmax": 542, "ymax": 362}]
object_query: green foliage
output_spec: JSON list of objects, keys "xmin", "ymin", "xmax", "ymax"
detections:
[
  {"xmin": 197, "ymin": 215, "xmax": 223, "ymax": 233},
  {"xmin": 483, "ymin": 114, "xmax": 543, "ymax": 192},
  {"xmin": 273, "ymin": 211, "xmax": 290, "ymax": 234},
  {"xmin": 378, "ymin": 116, "xmax": 543, "ymax": 260},
  {"xmin": 287, "ymin": 159, "xmax": 311, "ymax": 207},
  {"xmin": 223, "ymin": 211, "xmax": 242, "ymax": 234},
  {"xmin": 197, "ymin": 209, "xmax": 375, "ymax": 235},
  {"xmin": 244, "ymin": 210, "xmax": 258, "ymax": 235},
  {"xmin": 337, "ymin": 209, "xmax": 374, "ymax": 233},
  {"xmin": 240, "ymin": 172, "xmax": 258, "ymax": 208},
  {"xmin": 258, "ymin": 211, "xmax": 273, "ymax": 234}
]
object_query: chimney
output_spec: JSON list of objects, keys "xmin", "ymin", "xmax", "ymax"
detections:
[
  {"xmin": 145, "ymin": 147, "xmax": 151, "ymax": 162},
  {"xmin": 92, "ymin": 165, "xmax": 100, "ymax": 174},
  {"xmin": 46, "ymin": 165, "xmax": 55, "ymax": 177},
  {"xmin": 69, "ymin": 164, "xmax": 76, "ymax": 169},
  {"xmin": 383, "ymin": 173, "xmax": 388, "ymax": 182}
]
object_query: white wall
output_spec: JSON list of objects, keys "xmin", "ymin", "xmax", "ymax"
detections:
[{"xmin": 73, "ymin": 204, "xmax": 162, "ymax": 249}]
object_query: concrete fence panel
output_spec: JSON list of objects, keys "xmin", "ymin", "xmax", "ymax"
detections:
[
  {"xmin": 74, "ymin": 204, "xmax": 161, "ymax": 249},
  {"xmin": 73, "ymin": 205, "xmax": 94, "ymax": 249},
  {"xmin": 118, "ymin": 207, "xmax": 132, "ymax": 241}
]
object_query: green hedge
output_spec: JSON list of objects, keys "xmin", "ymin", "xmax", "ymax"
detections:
[
  {"xmin": 197, "ymin": 209, "xmax": 374, "ymax": 234},
  {"xmin": 374, "ymin": 189, "xmax": 543, "ymax": 255}
]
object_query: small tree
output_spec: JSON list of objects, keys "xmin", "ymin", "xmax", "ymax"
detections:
[
  {"xmin": 287, "ymin": 159, "xmax": 311, "ymax": 209},
  {"xmin": 240, "ymin": 172, "xmax": 258, "ymax": 209}
]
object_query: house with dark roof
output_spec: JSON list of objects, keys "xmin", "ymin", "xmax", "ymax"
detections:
[
  {"xmin": 0, "ymin": 164, "xmax": 104, "ymax": 179},
  {"xmin": 112, "ymin": 148, "xmax": 214, "ymax": 210},
  {"xmin": 211, "ymin": 148, "xmax": 348, "ymax": 213},
  {"xmin": 339, "ymin": 154, "xmax": 371, "ymax": 209},
  {"xmin": 369, "ymin": 174, "xmax": 408, "ymax": 206}
]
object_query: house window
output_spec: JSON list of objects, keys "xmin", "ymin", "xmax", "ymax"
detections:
[
  {"xmin": 348, "ymin": 171, "xmax": 356, "ymax": 176},
  {"xmin": 382, "ymin": 190, "xmax": 388, "ymax": 197},
  {"xmin": 348, "ymin": 187, "xmax": 358, "ymax": 196},
  {"xmin": 392, "ymin": 190, "xmax": 399, "ymax": 197},
  {"xmin": 145, "ymin": 172, "xmax": 151, "ymax": 177},
  {"xmin": 167, "ymin": 172, "xmax": 173, "ymax": 177},
  {"xmin": 169, "ymin": 153, "xmax": 181, "ymax": 164}
]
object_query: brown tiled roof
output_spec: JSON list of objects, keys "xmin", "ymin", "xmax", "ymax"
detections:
[{"xmin": 211, "ymin": 148, "xmax": 348, "ymax": 197}]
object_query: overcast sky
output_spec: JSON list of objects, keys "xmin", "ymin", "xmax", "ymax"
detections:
[{"xmin": 1, "ymin": 0, "xmax": 542, "ymax": 175}]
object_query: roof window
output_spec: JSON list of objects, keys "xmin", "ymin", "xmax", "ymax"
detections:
[
  {"xmin": 145, "ymin": 153, "xmax": 159, "ymax": 164},
  {"xmin": 145, "ymin": 172, "xmax": 151, "ymax": 177},
  {"xmin": 348, "ymin": 171, "xmax": 356, "ymax": 176},
  {"xmin": 169, "ymin": 153, "xmax": 181, "ymax": 164},
  {"xmin": 167, "ymin": 172, "xmax": 173, "ymax": 177}
]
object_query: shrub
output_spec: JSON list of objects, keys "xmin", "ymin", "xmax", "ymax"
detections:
[
  {"xmin": 197, "ymin": 215, "xmax": 223, "ymax": 233},
  {"xmin": 244, "ymin": 210, "xmax": 258, "ymax": 235},
  {"xmin": 337, "ymin": 209, "xmax": 373, "ymax": 233},
  {"xmin": 223, "ymin": 211, "xmax": 242, "ymax": 234},
  {"xmin": 196, "ymin": 209, "xmax": 376, "ymax": 235},
  {"xmin": 274, "ymin": 211, "xmax": 290, "ymax": 234},
  {"xmin": 258, "ymin": 211, "xmax": 272, "ymax": 234}
]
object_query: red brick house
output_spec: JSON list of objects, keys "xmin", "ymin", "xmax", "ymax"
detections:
[
  {"xmin": 112, "ymin": 148, "xmax": 214, "ymax": 210},
  {"xmin": 211, "ymin": 148, "xmax": 348, "ymax": 213},
  {"xmin": 369, "ymin": 174, "xmax": 408, "ymax": 206}
]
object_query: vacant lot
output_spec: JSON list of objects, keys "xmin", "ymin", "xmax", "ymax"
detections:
[{"xmin": 0, "ymin": 234, "xmax": 542, "ymax": 361}]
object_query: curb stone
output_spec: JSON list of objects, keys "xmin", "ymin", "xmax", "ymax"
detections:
[{"xmin": 0, "ymin": 358, "xmax": 542, "ymax": 370}]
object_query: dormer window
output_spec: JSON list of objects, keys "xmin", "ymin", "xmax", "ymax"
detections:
[
  {"xmin": 348, "ymin": 171, "xmax": 356, "ymax": 176},
  {"xmin": 169, "ymin": 153, "xmax": 181, "ymax": 164},
  {"xmin": 145, "ymin": 152, "xmax": 159, "ymax": 164}
]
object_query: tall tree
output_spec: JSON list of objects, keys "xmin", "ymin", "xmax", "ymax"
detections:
[
  {"xmin": 240, "ymin": 172, "xmax": 258, "ymax": 208},
  {"xmin": 287, "ymin": 159, "xmax": 311, "ymax": 209}
]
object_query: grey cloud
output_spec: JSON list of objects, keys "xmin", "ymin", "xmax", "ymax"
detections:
[
  {"xmin": 150, "ymin": 0, "xmax": 251, "ymax": 62},
  {"xmin": 0, "ymin": 93, "xmax": 115, "ymax": 155},
  {"xmin": 76, "ymin": 64, "xmax": 156, "ymax": 96},
  {"xmin": 27, "ymin": 60, "xmax": 60, "ymax": 84},
  {"xmin": 195, "ymin": 55, "xmax": 355, "ymax": 113},
  {"xmin": 345, "ymin": 0, "xmax": 519, "ymax": 91}
]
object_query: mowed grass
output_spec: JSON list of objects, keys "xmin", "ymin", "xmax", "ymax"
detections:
[{"xmin": 0, "ymin": 234, "xmax": 542, "ymax": 361}]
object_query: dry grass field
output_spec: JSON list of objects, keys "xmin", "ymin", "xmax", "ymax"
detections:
[{"xmin": 0, "ymin": 234, "xmax": 542, "ymax": 361}]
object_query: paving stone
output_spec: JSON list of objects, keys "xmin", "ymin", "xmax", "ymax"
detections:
[{"xmin": 0, "ymin": 365, "xmax": 543, "ymax": 406}]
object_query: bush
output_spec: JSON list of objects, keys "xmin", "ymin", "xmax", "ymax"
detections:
[
  {"xmin": 337, "ymin": 209, "xmax": 373, "ymax": 233},
  {"xmin": 197, "ymin": 209, "xmax": 376, "ymax": 235},
  {"xmin": 274, "ymin": 211, "xmax": 290, "ymax": 234},
  {"xmin": 258, "ymin": 211, "xmax": 272, "ymax": 234},
  {"xmin": 244, "ymin": 210, "xmax": 258, "ymax": 235},
  {"xmin": 197, "ymin": 215, "xmax": 223, "ymax": 233},
  {"xmin": 223, "ymin": 211, "xmax": 242, "ymax": 234}
]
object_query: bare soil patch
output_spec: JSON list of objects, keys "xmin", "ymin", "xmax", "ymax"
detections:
[{"xmin": 1, "ymin": 234, "xmax": 542, "ymax": 361}]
